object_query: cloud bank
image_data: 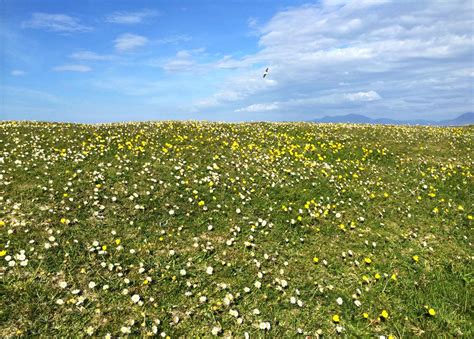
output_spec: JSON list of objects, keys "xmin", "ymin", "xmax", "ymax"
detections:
[{"xmin": 194, "ymin": 0, "xmax": 473, "ymax": 120}]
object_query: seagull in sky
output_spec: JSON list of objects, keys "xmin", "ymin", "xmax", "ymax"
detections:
[{"xmin": 263, "ymin": 67, "xmax": 269, "ymax": 78}]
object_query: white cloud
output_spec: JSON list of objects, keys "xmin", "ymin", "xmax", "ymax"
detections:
[
  {"xmin": 69, "ymin": 51, "xmax": 114, "ymax": 61},
  {"xmin": 106, "ymin": 10, "xmax": 158, "ymax": 24},
  {"xmin": 11, "ymin": 70, "xmax": 26, "ymax": 76},
  {"xmin": 154, "ymin": 48, "xmax": 206, "ymax": 72},
  {"xmin": 52, "ymin": 64, "xmax": 92, "ymax": 72},
  {"xmin": 114, "ymin": 33, "xmax": 148, "ymax": 52},
  {"xmin": 235, "ymin": 103, "xmax": 280, "ymax": 112},
  {"xmin": 22, "ymin": 13, "xmax": 92, "ymax": 32},
  {"xmin": 345, "ymin": 91, "xmax": 381, "ymax": 101}
]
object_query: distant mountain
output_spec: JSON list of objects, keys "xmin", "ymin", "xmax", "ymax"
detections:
[
  {"xmin": 438, "ymin": 112, "xmax": 474, "ymax": 126},
  {"xmin": 310, "ymin": 112, "xmax": 473, "ymax": 126}
]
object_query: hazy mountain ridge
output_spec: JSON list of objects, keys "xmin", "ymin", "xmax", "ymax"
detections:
[{"xmin": 311, "ymin": 112, "xmax": 474, "ymax": 126}]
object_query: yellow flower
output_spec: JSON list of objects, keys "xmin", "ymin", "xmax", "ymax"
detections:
[
  {"xmin": 375, "ymin": 273, "xmax": 381, "ymax": 280},
  {"xmin": 391, "ymin": 273, "xmax": 397, "ymax": 281},
  {"xmin": 143, "ymin": 279, "xmax": 149, "ymax": 285},
  {"xmin": 115, "ymin": 239, "xmax": 121, "ymax": 245},
  {"xmin": 102, "ymin": 245, "xmax": 107, "ymax": 251},
  {"xmin": 0, "ymin": 250, "xmax": 7, "ymax": 257},
  {"xmin": 412, "ymin": 255, "xmax": 419, "ymax": 262},
  {"xmin": 0, "ymin": 221, "xmax": 5, "ymax": 227},
  {"xmin": 332, "ymin": 314, "xmax": 340, "ymax": 323},
  {"xmin": 313, "ymin": 257, "xmax": 319, "ymax": 263},
  {"xmin": 198, "ymin": 200, "xmax": 205, "ymax": 206},
  {"xmin": 428, "ymin": 308, "xmax": 436, "ymax": 316},
  {"xmin": 364, "ymin": 257, "xmax": 372, "ymax": 264},
  {"xmin": 380, "ymin": 310, "xmax": 389, "ymax": 319},
  {"xmin": 60, "ymin": 218, "xmax": 67, "ymax": 224},
  {"xmin": 363, "ymin": 312, "xmax": 369, "ymax": 319}
]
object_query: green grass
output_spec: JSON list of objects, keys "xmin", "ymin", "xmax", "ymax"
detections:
[{"xmin": 0, "ymin": 121, "xmax": 472, "ymax": 337}]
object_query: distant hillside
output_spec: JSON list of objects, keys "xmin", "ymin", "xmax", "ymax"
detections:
[{"xmin": 311, "ymin": 112, "xmax": 474, "ymax": 126}]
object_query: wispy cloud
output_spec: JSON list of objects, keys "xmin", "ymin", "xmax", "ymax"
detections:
[
  {"xmin": 235, "ymin": 102, "xmax": 280, "ymax": 112},
  {"xmin": 149, "ymin": 48, "xmax": 205, "ymax": 72},
  {"xmin": 114, "ymin": 33, "xmax": 148, "ymax": 52},
  {"xmin": 22, "ymin": 13, "xmax": 92, "ymax": 32},
  {"xmin": 156, "ymin": 35, "xmax": 192, "ymax": 45},
  {"xmin": 52, "ymin": 64, "xmax": 92, "ymax": 72},
  {"xmin": 105, "ymin": 10, "xmax": 159, "ymax": 24},
  {"xmin": 11, "ymin": 70, "xmax": 26, "ymax": 76},
  {"xmin": 162, "ymin": 50, "xmax": 196, "ymax": 72},
  {"xmin": 1, "ymin": 85, "xmax": 61, "ymax": 103},
  {"xmin": 345, "ymin": 91, "xmax": 381, "ymax": 102},
  {"xmin": 69, "ymin": 51, "xmax": 115, "ymax": 61}
]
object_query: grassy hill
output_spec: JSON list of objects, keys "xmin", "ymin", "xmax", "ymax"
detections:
[{"xmin": 0, "ymin": 121, "xmax": 472, "ymax": 337}]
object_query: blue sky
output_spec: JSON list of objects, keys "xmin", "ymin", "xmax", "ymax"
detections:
[{"xmin": 1, "ymin": 0, "xmax": 473, "ymax": 122}]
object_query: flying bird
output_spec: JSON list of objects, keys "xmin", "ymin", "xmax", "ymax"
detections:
[{"xmin": 263, "ymin": 67, "xmax": 269, "ymax": 78}]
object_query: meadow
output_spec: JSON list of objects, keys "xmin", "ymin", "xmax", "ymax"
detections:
[{"xmin": 0, "ymin": 121, "xmax": 472, "ymax": 337}]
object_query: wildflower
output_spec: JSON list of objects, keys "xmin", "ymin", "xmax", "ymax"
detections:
[
  {"xmin": 206, "ymin": 266, "xmax": 214, "ymax": 275},
  {"xmin": 121, "ymin": 326, "xmax": 131, "ymax": 334},
  {"xmin": 59, "ymin": 281, "xmax": 68, "ymax": 289},
  {"xmin": 88, "ymin": 281, "xmax": 96, "ymax": 289},
  {"xmin": 336, "ymin": 297, "xmax": 343, "ymax": 305},
  {"xmin": 363, "ymin": 313, "xmax": 369, "ymax": 319},
  {"xmin": 364, "ymin": 257, "xmax": 372, "ymax": 264},
  {"xmin": 211, "ymin": 326, "xmax": 222, "ymax": 335},
  {"xmin": 313, "ymin": 257, "xmax": 319, "ymax": 263},
  {"xmin": 332, "ymin": 314, "xmax": 340, "ymax": 323},
  {"xmin": 380, "ymin": 310, "xmax": 389, "ymax": 320},
  {"xmin": 428, "ymin": 308, "xmax": 436, "ymax": 316},
  {"xmin": 131, "ymin": 294, "xmax": 141, "ymax": 303},
  {"xmin": 412, "ymin": 255, "xmax": 419, "ymax": 263},
  {"xmin": 0, "ymin": 250, "xmax": 6, "ymax": 257},
  {"xmin": 85, "ymin": 326, "xmax": 94, "ymax": 336}
]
